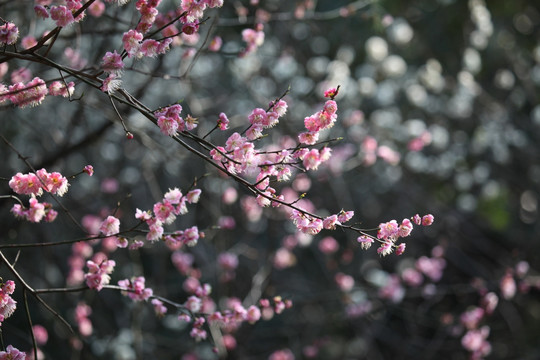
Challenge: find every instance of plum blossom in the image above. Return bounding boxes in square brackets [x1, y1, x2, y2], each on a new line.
[0, 22, 19, 45]
[0, 345, 26, 359]
[100, 216, 120, 236]
[85, 258, 115, 291]
[48, 81, 75, 97]
[122, 29, 143, 57]
[50, 6, 75, 27]
[101, 51, 124, 74]
[118, 276, 153, 301]
[8, 77, 48, 108]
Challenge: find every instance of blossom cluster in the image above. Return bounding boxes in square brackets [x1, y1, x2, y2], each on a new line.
[74, 302, 93, 337]
[11, 196, 58, 223]
[241, 23, 265, 57]
[118, 276, 153, 301]
[9, 168, 69, 197]
[85, 257, 116, 291]
[181, 0, 224, 23]
[8, 168, 70, 223]
[135, 187, 202, 244]
[97, 0, 224, 93]
[357, 214, 434, 256]
[299, 99, 338, 145]
[1, 77, 48, 108]
[153, 104, 195, 136]
[210, 101, 291, 196]
[49, 80, 75, 97]
[0, 280, 17, 326]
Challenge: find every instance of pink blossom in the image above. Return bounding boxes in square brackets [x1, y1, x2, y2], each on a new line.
[185, 114, 198, 130]
[135, 208, 152, 221]
[377, 145, 400, 165]
[151, 299, 167, 317]
[209, 36, 222, 51]
[26, 197, 46, 222]
[335, 272, 354, 291]
[163, 187, 183, 204]
[0, 345, 26, 360]
[185, 295, 202, 312]
[2, 281, 15, 295]
[246, 305, 261, 324]
[377, 239, 394, 256]
[50, 5, 75, 27]
[273, 247, 296, 269]
[101, 74, 122, 93]
[171, 251, 194, 275]
[182, 22, 199, 35]
[186, 189, 201, 203]
[32, 324, 48, 345]
[337, 210, 354, 223]
[83, 165, 94, 176]
[88, 0, 106, 17]
[378, 220, 399, 239]
[357, 235, 374, 250]
[183, 226, 199, 246]
[100, 216, 120, 236]
[218, 252, 239, 270]
[64, 47, 87, 69]
[245, 124, 262, 140]
[398, 219, 413, 237]
[137, 6, 158, 33]
[218, 216, 236, 229]
[402, 268, 423, 287]
[183, 276, 200, 294]
[0, 22, 19, 45]
[378, 274, 405, 303]
[500, 272, 516, 300]
[217, 112, 229, 130]
[157, 38, 173, 54]
[85, 258, 115, 291]
[118, 276, 153, 301]
[422, 214, 434, 226]
[34, 5, 50, 19]
[21, 35, 37, 49]
[190, 327, 207, 341]
[153, 201, 176, 224]
[146, 219, 164, 242]
[9, 172, 43, 196]
[318, 236, 339, 254]
[157, 115, 179, 136]
[298, 131, 319, 145]
[415, 256, 446, 282]
[248, 108, 268, 126]
[461, 326, 491, 356]
[395, 242, 406, 255]
[122, 29, 143, 58]
[49, 80, 75, 97]
[482, 292, 498, 315]
[324, 87, 339, 98]
[269, 348, 294, 360]
[140, 39, 160, 57]
[36, 168, 69, 196]
[241, 24, 264, 56]
[323, 100, 338, 114]
[101, 51, 124, 74]
[8, 77, 48, 108]
[11, 67, 32, 84]
[302, 149, 322, 170]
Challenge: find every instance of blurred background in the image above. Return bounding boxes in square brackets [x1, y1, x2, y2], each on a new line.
[1, 0, 540, 358]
